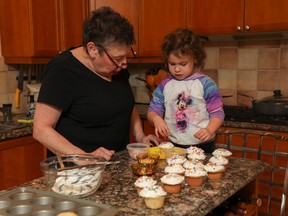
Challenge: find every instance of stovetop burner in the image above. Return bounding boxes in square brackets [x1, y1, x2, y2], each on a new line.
[223, 105, 288, 126]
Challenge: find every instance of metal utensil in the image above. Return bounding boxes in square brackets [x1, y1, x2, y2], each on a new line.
[55, 151, 65, 169]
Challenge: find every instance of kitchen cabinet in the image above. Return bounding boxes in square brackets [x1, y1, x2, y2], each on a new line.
[0, 135, 46, 190]
[90, 0, 186, 59]
[187, 0, 288, 35]
[0, 0, 89, 64]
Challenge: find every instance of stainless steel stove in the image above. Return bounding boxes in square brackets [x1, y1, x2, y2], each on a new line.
[224, 105, 288, 126]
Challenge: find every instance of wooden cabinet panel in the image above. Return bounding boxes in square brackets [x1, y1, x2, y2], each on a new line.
[0, 0, 89, 64]
[187, 0, 288, 35]
[89, 0, 139, 57]
[187, 0, 244, 34]
[0, 136, 46, 190]
[139, 0, 186, 57]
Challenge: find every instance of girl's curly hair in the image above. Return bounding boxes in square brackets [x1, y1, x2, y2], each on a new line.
[161, 28, 206, 69]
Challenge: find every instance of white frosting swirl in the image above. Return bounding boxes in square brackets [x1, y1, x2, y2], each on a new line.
[204, 163, 225, 173]
[161, 173, 185, 185]
[187, 151, 206, 160]
[139, 185, 167, 198]
[212, 148, 232, 157]
[183, 159, 204, 169]
[186, 146, 204, 154]
[209, 155, 229, 165]
[164, 164, 185, 174]
[166, 155, 187, 164]
[158, 142, 174, 149]
[185, 167, 207, 177]
[134, 176, 157, 188]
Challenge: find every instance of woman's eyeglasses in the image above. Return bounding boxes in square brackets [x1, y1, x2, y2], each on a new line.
[98, 45, 137, 69]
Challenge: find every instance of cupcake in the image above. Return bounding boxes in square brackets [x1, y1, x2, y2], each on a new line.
[204, 163, 225, 180]
[212, 148, 232, 158]
[166, 154, 187, 165]
[139, 185, 167, 209]
[183, 159, 204, 170]
[160, 173, 185, 194]
[187, 151, 206, 163]
[185, 167, 207, 187]
[164, 163, 185, 175]
[134, 176, 157, 195]
[186, 146, 204, 154]
[158, 142, 174, 157]
[209, 155, 229, 167]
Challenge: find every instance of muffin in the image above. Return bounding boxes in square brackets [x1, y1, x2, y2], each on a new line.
[183, 159, 204, 170]
[185, 167, 207, 187]
[134, 176, 157, 195]
[164, 163, 185, 175]
[186, 146, 204, 154]
[57, 212, 78, 216]
[209, 155, 229, 167]
[212, 148, 232, 158]
[204, 163, 225, 180]
[139, 185, 167, 209]
[166, 154, 187, 165]
[187, 151, 206, 163]
[160, 173, 185, 193]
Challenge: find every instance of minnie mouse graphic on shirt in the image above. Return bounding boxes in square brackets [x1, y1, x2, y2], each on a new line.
[175, 92, 192, 132]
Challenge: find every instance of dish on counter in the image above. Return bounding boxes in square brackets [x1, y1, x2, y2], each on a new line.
[148, 147, 187, 159]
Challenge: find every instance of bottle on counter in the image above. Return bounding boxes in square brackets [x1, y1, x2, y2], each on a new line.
[27, 95, 35, 119]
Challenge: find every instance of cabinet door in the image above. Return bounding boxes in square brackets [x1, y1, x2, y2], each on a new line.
[89, 0, 139, 57]
[187, 0, 245, 35]
[0, 136, 46, 190]
[245, 0, 288, 32]
[139, 0, 186, 57]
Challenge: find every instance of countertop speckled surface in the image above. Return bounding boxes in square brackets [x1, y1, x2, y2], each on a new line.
[13, 151, 267, 216]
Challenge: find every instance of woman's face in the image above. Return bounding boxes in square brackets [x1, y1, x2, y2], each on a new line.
[167, 53, 196, 80]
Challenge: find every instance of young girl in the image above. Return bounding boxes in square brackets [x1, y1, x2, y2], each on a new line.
[147, 28, 224, 153]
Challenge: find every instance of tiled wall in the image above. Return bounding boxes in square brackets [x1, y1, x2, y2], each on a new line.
[1, 39, 288, 117]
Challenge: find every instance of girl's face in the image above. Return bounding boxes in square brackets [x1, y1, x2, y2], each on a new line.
[167, 53, 196, 80]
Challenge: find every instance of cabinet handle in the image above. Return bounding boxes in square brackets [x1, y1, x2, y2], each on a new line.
[236, 26, 242, 32]
[244, 25, 250, 31]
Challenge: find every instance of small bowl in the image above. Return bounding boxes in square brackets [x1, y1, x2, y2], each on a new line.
[131, 163, 156, 176]
[40, 155, 106, 197]
[137, 153, 160, 165]
[126, 143, 150, 159]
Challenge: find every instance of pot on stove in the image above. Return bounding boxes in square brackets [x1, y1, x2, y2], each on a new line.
[238, 90, 288, 116]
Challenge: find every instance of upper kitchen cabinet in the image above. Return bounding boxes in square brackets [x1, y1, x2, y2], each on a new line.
[0, 0, 89, 64]
[139, 0, 186, 57]
[89, 0, 138, 58]
[187, 0, 288, 35]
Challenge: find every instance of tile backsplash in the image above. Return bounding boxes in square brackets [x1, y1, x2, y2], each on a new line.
[1, 39, 288, 117]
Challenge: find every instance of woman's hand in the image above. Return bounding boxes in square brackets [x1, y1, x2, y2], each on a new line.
[194, 128, 213, 142]
[91, 147, 115, 160]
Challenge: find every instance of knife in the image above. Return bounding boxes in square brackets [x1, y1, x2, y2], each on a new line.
[15, 66, 24, 109]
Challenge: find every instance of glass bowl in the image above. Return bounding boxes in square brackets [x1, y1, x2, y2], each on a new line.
[126, 143, 150, 159]
[136, 153, 160, 165]
[40, 154, 106, 198]
[131, 162, 156, 176]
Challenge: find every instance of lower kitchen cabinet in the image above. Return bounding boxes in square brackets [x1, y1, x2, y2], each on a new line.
[0, 136, 46, 190]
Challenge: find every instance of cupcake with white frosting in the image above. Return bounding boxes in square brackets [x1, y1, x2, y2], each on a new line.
[187, 151, 206, 164]
[204, 162, 225, 180]
[139, 185, 167, 209]
[134, 176, 157, 195]
[166, 154, 187, 165]
[158, 142, 174, 158]
[212, 148, 232, 158]
[209, 155, 229, 167]
[185, 167, 207, 187]
[164, 163, 185, 175]
[186, 146, 204, 154]
[183, 159, 204, 170]
[160, 173, 185, 193]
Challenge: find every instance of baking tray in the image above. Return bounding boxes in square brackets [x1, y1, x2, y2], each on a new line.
[0, 187, 118, 216]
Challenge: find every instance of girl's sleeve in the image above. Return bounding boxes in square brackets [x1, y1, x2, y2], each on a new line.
[147, 81, 166, 117]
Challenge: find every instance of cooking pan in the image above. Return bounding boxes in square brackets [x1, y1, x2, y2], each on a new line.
[238, 90, 288, 116]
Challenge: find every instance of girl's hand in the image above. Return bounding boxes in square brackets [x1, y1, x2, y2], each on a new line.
[194, 128, 213, 142]
[153, 116, 171, 137]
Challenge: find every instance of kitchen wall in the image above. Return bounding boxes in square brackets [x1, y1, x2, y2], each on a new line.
[1, 38, 288, 117]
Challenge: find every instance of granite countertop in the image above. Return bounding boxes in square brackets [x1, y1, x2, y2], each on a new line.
[16, 151, 267, 216]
